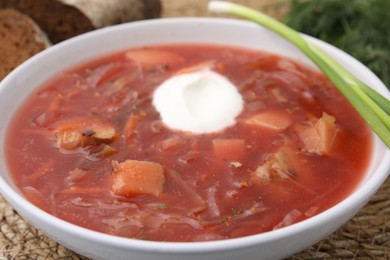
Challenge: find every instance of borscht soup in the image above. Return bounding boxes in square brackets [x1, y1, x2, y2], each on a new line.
[5, 44, 372, 242]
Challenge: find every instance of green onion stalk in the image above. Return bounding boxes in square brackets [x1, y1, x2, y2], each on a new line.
[208, 0, 390, 148]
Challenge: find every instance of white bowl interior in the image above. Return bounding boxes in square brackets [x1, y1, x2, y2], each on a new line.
[0, 18, 389, 260]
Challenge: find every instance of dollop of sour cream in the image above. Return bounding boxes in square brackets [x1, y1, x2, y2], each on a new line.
[153, 69, 243, 134]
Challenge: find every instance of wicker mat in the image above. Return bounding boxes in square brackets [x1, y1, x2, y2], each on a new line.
[1, 0, 389, 259]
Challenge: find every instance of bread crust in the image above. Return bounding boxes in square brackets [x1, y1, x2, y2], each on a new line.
[0, 9, 50, 80]
[0, 0, 162, 43]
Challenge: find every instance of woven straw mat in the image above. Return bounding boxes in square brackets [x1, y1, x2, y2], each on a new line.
[1, 0, 389, 259]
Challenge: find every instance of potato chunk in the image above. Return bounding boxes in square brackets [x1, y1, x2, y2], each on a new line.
[213, 138, 246, 162]
[243, 110, 292, 131]
[111, 160, 165, 197]
[255, 151, 295, 181]
[297, 112, 337, 155]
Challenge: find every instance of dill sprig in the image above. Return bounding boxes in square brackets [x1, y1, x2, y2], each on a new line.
[284, 0, 390, 88]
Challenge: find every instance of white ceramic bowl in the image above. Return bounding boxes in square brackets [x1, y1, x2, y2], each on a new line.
[0, 18, 389, 260]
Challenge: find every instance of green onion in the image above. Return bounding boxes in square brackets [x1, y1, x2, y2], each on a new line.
[158, 202, 168, 209]
[208, 1, 390, 148]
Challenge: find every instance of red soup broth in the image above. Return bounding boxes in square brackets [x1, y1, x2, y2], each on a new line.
[5, 44, 372, 242]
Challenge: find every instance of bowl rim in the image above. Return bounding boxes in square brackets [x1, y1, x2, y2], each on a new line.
[0, 17, 389, 254]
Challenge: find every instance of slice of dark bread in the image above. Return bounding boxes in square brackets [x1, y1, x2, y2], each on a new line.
[0, 0, 94, 44]
[0, 9, 50, 81]
[0, 0, 162, 44]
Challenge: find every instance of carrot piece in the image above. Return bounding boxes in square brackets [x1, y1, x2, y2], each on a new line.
[86, 63, 122, 88]
[47, 94, 62, 112]
[67, 168, 88, 184]
[123, 114, 139, 140]
[246, 55, 279, 69]
[297, 112, 337, 155]
[29, 159, 55, 181]
[125, 49, 183, 68]
[158, 135, 185, 151]
[50, 117, 82, 131]
[213, 139, 246, 162]
[21, 128, 52, 137]
[111, 160, 165, 197]
[243, 110, 292, 131]
[61, 187, 105, 194]
[176, 60, 215, 75]
[23, 186, 49, 211]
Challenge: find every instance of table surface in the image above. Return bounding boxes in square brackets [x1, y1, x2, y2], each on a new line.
[1, 0, 389, 259]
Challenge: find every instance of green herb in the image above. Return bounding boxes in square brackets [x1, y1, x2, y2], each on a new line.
[208, 1, 390, 148]
[158, 202, 168, 209]
[133, 229, 145, 240]
[231, 207, 243, 216]
[218, 216, 227, 224]
[284, 0, 390, 88]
